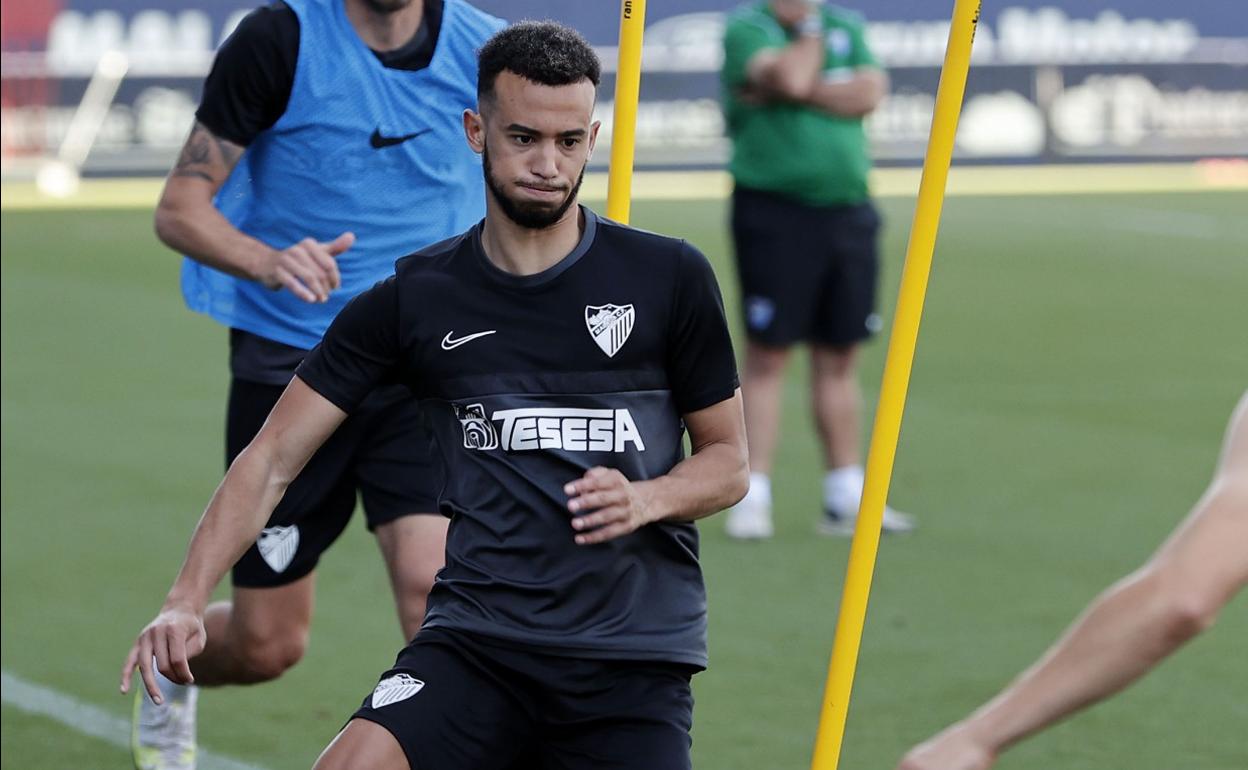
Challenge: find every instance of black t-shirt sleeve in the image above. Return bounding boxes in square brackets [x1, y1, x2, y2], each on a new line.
[667, 243, 740, 414]
[295, 277, 404, 412]
[195, 2, 299, 146]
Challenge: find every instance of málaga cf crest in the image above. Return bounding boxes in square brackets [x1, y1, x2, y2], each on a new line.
[585, 304, 635, 358]
[371, 673, 425, 708]
[257, 525, 299, 574]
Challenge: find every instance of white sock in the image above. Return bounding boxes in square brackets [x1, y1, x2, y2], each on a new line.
[140, 665, 193, 708]
[823, 465, 865, 516]
[744, 472, 772, 507]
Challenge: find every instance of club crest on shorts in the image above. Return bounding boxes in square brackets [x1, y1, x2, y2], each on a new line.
[371, 673, 425, 708]
[257, 525, 299, 574]
[745, 296, 775, 332]
[585, 304, 635, 358]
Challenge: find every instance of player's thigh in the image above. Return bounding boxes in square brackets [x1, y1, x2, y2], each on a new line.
[809, 342, 862, 380]
[350, 633, 534, 770]
[354, 386, 443, 529]
[227, 574, 316, 646]
[813, 201, 882, 347]
[315, 719, 408, 770]
[730, 187, 826, 346]
[540, 662, 695, 770]
[227, 377, 361, 587]
[374, 514, 449, 586]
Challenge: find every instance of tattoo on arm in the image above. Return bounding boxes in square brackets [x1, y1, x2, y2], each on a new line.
[209, 133, 243, 168]
[172, 128, 214, 181]
[172, 123, 243, 183]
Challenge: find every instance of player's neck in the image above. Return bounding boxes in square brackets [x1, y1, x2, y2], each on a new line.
[480, 203, 585, 277]
[344, 0, 424, 53]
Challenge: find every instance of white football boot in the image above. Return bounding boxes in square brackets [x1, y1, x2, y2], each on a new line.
[132, 670, 198, 770]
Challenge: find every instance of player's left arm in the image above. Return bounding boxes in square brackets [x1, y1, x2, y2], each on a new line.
[566, 241, 746, 544]
[565, 392, 749, 545]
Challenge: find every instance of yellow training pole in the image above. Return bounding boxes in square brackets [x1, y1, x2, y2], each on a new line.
[606, 0, 646, 224]
[810, 2, 981, 768]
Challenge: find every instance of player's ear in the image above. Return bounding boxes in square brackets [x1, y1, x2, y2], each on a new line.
[463, 109, 485, 154]
[587, 120, 601, 156]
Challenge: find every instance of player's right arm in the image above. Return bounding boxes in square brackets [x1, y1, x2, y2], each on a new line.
[119, 277, 405, 701]
[898, 391, 1248, 770]
[565, 243, 748, 542]
[153, 4, 346, 303]
[119, 378, 348, 701]
[154, 122, 348, 303]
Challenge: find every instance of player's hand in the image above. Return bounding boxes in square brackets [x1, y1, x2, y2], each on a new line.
[897, 723, 996, 770]
[564, 467, 655, 545]
[119, 606, 207, 702]
[261, 232, 354, 303]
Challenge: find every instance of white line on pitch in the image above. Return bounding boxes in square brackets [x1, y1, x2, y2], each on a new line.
[0, 670, 269, 770]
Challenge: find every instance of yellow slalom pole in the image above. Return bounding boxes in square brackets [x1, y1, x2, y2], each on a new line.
[606, 0, 646, 224]
[810, 2, 981, 769]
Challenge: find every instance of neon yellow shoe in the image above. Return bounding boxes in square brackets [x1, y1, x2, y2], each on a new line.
[131, 671, 197, 770]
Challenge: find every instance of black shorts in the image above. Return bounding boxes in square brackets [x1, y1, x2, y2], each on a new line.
[227, 378, 443, 588]
[352, 628, 696, 770]
[731, 185, 882, 347]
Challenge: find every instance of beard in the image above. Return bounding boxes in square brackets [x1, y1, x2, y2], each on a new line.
[482, 144, 585, 230]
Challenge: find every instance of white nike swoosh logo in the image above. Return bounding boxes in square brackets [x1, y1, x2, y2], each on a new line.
[441, 330, 496, 350]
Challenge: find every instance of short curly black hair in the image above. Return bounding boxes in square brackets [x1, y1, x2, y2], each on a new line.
[477, 21, 601, 103]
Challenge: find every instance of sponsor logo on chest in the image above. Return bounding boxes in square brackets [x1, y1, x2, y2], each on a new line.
[455, 404, 646, 453]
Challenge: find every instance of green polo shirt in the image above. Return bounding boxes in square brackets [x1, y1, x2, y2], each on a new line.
[722, 2, 878, 207]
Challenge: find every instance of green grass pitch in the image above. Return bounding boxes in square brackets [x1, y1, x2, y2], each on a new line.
[2, 190, 1246, 769]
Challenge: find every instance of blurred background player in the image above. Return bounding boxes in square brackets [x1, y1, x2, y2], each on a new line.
[719, 0, 913, 540]
[134, 1, 504, 768]
[898, 391, 1248, 770]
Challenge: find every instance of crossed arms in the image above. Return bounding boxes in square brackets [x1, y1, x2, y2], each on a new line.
[738, 33, 887, 117]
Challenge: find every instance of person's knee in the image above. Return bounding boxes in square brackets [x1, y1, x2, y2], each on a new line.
[225, 579, 315, 682]
[231, 624, 309, 682]
[745, 343, 790, 378]
[811, 344, 859, 380]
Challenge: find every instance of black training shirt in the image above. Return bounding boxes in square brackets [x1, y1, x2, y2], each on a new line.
[296, 208, 738, 666]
